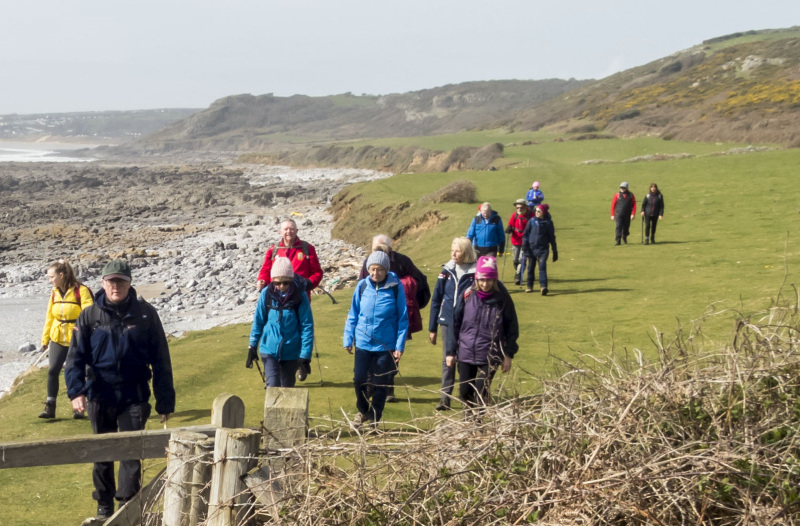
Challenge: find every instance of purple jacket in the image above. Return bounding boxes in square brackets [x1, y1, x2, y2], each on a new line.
[446, 283, 519, 366]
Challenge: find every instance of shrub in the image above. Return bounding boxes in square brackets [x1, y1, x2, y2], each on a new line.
[421, 179, 477, 204]
[609, 108, 641, 121]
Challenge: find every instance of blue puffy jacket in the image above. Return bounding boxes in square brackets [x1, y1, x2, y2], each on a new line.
[466, 211, 506, 252]
[65, 289, 175, 415]
[428, 261, 476, 332]
[249, 277, 314, 361]
[343, 272, 409, 352]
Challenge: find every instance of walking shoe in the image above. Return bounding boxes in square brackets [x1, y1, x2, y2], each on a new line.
[435, 397, 451, 411]
[514, 278, 520, 286]
[644, 238, 649, 245]
[623, 237, 628, 244]
[73, 410, 87, 420]
[541, 288, 549, 296]
[38, 400, 56, 419]
[352, 413, 372, 428]
[525, 288, 533, 293]
[651, 237, 656, 244]
[385, 387, 397, 403]
[615, 240, 621, 246]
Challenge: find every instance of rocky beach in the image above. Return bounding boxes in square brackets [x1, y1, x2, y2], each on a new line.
[0, 158, 391, 398]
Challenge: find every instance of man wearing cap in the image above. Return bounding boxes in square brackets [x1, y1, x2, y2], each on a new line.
[505, 199, 534, 286]
[66, 259, 175, 524]
[526, 181, 544, 208]
[610, 182, 636, 246]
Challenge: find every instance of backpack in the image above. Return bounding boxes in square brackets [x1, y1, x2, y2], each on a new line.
[270, 241, 309, 260]
[358, 279, 399, 302]
[51, 284, 94, 306]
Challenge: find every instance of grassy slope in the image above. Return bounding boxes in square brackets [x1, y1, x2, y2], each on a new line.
[2, 133, 800, 524]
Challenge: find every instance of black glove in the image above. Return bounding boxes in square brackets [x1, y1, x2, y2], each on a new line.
[504, 225, 513, 235]
[246, 345, 258, 368]
[297, 358, 312, 381]
[553, 251, 559, 263]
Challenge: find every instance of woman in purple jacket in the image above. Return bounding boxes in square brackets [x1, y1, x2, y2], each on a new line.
[445, 255, 519, 409]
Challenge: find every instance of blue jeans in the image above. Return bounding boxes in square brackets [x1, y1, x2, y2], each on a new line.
[263, 356, 299, 388]
[526, 252, 549, 289]
[353, 349, 396, 422]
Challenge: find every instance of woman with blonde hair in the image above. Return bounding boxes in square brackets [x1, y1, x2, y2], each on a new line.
[39, 259, 93, 419]
[428, 237, 477, 410]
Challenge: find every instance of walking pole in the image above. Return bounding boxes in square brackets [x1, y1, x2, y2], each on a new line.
[641, 215, 645, 245]
[501, 233, 510, 280]
[313, 337, 325, 387]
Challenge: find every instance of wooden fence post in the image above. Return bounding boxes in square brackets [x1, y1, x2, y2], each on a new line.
[188, 437, 215, 525]
[206, 428, 261, 526]
[163, 431, 208, 526]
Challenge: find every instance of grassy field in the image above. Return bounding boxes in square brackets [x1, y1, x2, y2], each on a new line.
[1, 133, 799, 524]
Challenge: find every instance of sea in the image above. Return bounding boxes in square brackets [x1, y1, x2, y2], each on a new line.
[0, 141, 98, 163]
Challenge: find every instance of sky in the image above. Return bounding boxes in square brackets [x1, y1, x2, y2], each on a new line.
[2, 1, 799, 115]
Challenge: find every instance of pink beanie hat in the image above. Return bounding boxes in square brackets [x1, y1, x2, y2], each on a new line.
[271, 257, 294, 280]
[475, 256, 498, 280]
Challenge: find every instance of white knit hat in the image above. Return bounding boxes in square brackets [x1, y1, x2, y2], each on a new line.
[271, 257, 294, 279]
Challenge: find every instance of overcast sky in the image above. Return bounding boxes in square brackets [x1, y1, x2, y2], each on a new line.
[2, 1, 798, 115]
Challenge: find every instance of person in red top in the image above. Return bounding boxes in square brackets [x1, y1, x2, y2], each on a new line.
[256, 219, 323, 293]
[610, 182, 637, 245]
[505, 199, 534, 286]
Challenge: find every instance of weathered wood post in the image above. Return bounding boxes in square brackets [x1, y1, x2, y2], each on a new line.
[163, 431, 208, 526]
[188, 437, 215, 525]
[206, 428, 261, 526]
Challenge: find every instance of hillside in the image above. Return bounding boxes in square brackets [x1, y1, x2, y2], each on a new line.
[512, 27, 800, 146]
[0, 108, 199, 142]
[123, 79, 589, 153]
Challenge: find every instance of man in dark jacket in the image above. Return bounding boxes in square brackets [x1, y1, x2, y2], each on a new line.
[467, 202, 505, 257]
[66, 259, 175, 524]
[522, 204, 558, 295]
[610, 182, 636, 245]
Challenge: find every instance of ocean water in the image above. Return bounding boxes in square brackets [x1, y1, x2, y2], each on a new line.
[0, 141, 97, 162]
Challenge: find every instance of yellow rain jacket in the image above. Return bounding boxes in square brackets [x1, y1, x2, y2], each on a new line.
[41, 284, 94, 347]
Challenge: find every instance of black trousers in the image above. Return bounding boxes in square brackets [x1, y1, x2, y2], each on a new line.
[615, 216, 631, 241]
[46, 342, 69, 399]
[457, 361, 497, 407]
[644, 215, 659, 239]
[88, 400, 151, 510]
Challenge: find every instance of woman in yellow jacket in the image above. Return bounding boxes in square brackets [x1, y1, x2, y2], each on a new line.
[39, 260, 93, 419]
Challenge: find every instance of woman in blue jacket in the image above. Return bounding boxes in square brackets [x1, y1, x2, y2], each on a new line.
[344, 251, 409, 428]
[428, 237, 476, 411]
[249, 257, 314, 388]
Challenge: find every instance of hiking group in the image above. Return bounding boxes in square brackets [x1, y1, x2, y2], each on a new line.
[36, 180, 662, 523]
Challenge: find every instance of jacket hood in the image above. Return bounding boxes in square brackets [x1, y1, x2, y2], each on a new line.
[475, 210, 500, 219]
[444, 260, 477, 272]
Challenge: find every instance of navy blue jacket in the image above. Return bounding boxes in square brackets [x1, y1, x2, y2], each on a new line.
[522, 212, 557, 257]
[65, 289, 175, 415]
[467, 211, 506, 252]
[428, 261, 476, 332]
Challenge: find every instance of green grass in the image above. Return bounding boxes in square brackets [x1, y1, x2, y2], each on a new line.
[2, 133, 800, 524]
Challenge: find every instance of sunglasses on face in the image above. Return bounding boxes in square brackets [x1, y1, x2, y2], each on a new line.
[272, 280, 291, 287]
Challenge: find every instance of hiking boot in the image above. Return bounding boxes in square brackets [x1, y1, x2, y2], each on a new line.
[615, 239, 621, 246]
[623, 237, 628, 244]
[644, 238, 649, 245]
[541, 287, 549, 296]
[385, 387, 397, 403]
[81, 505, 113, 525]
[73, 410, 87, 420]
[352, 413, 371, 428]
[435, 397, 451, 411]
[38, 400, 56, 419]
[651, 237, 656, 244]
[525, 288, 533, 293]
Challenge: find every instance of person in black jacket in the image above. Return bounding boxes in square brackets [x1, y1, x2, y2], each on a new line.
[522, 204, 558, 296]
[640, 183, 665, 245]
[65, 260, 175, 524]
[610, 182, 636, 245]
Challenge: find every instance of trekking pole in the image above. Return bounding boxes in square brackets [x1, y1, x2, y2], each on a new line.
[501, 233, 510, 280]
[313, 338, 325, 387]
[641, 215, 645, 245]
[318, 286, 338, 305]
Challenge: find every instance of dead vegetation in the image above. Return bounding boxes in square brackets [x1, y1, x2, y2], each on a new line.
[137, 291, 800, 525]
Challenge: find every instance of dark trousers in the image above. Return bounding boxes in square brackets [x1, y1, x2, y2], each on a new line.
[353, 349, 396, 422]
[615, 216, 631, 242]
[644, 215, 659, 240]
[88, 400, 151, 510]
[439, 325, 456, 397]
[263, 356, 299, 388]
[46, 341, 69, 399]
[475, 246, 498, 257]
[525, 252, 549, 289]
[457, 361, 496, 408]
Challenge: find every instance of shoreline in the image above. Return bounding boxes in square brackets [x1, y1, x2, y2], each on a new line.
[0, 163, 389, 399]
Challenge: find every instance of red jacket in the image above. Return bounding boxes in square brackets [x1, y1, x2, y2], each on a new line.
[257, 238, 323, 290]
[507, 211, 534, 246]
